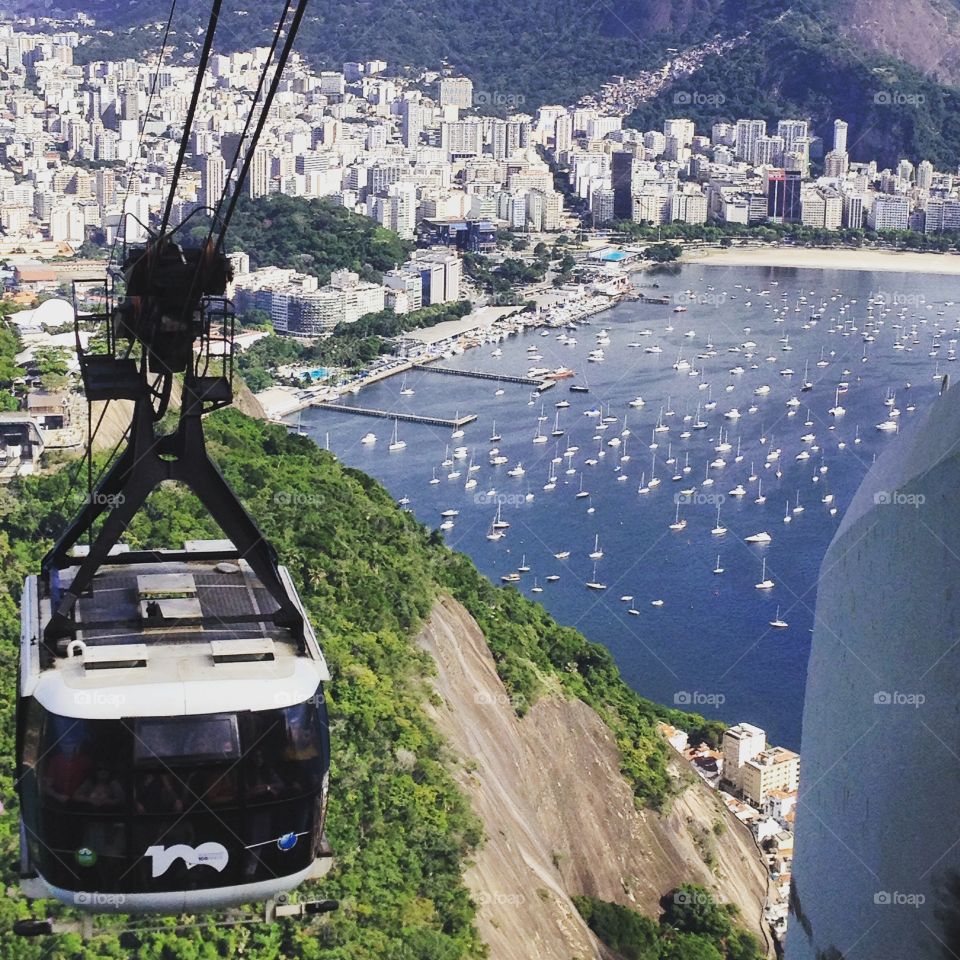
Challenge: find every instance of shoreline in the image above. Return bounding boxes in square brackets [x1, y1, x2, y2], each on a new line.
[262, 243, 960, 420]
[681, 244, 960, 276]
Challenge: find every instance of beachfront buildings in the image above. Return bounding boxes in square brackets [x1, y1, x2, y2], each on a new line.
[721, 722, 800, 805]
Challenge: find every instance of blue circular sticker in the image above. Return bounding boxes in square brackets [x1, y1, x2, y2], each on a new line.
[277, 832, 298, 851]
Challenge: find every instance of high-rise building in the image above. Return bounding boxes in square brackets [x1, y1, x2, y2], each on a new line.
[248, 147, 270, 199]
[440, 119, 483, 158]
[400, 100, 431, 149]
[201, 154, 225, 208]
[663, 118, 695, 148]
[735, 119, 766, 163]
[721, 723, 767, 793]
[554, 114, 573, 155]
[842, 191, 866, 228]
[766, 169, 802, 222]
[776, 119, 808, 156]
[832, 118, 848, 155]
[611, 150, 635, 220]
[438, 77, 474, 110]
[787, 383, 960, 960]
[917, 159, 934, 191]
[867, 193, 910, 231]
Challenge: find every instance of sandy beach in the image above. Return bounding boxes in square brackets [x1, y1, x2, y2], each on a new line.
[682, 245, 960, 276]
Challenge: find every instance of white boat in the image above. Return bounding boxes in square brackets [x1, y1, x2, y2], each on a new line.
[712, 506, 727, 536]
[745, 531, 772, 544]
[755, 557, 775, 590]
[489, 420, 501, 442]
[770, 605, 789, 628]
[399, 375, 414, 397]
[713, 554, 724, 575]
[492, 505, 510, 530]
[585, 562, 607, 590]
[651, 599, 665, 607]
[388, 420, 406, 451]
[554, 550, 570, 560]
[361, 432, 377, 444]
[575, 475, 590, 499]
[754, 479, 766, 505]
[589, 534, 604, 560]
[669, 503, 687, 531]
[441, 509, 459, 518]
[507, 463, 526, 477]
[629, 396, 646, 408]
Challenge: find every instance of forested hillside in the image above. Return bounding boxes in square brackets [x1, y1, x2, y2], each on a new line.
[212, 195, 413, 282]
[0, 411, 734, 958]
[41, 0, 960, 165]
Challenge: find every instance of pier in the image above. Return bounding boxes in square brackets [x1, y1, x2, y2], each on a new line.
[411, 362, 547, 387]
[311, 402, 477, 429]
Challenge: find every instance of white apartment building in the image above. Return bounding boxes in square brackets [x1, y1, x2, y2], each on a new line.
[868, 193, 910, 231]
[722, 722, 767, 791]
[438, 77, 473, 110]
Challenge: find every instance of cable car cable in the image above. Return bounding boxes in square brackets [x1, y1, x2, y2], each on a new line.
[215, 0, 309, 245]
[108, 0, 178, 271]
[157, 0, 224, 241]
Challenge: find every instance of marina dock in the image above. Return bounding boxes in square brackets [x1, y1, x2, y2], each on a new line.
[311, 402, 477, 429]
[411, 362, 550, 388]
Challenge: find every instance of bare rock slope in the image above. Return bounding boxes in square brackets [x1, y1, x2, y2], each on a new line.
[418, 596, 772, 960]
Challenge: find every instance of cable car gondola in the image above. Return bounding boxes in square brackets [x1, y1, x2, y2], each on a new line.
[15, 1, 331, 918]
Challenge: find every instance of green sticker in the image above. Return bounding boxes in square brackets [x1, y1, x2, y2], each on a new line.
[75, 847, 97, 868]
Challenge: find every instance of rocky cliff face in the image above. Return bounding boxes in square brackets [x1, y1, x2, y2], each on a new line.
[418, 595, 772, 960]
[839, 0, 960, 85]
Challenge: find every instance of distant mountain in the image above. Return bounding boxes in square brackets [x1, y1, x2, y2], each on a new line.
[35, 0, 960, 165]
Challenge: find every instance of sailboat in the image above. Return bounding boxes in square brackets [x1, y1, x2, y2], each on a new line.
[669, 502, 687, 531]
[575, 475, 590, 498]
[770, 605, 789, 628]
[518, 554, 530, 573]
[755, 557, 775, 590]
[533, 421, 547, 444]
[552, 412, 564, 437]
[388, 419, 406, 451]
[489, 420, 501, 442]
[711, 505, 726, 536]
[585, 561, 607, 590]
[713, 554, 724, 575]
[399, 374, 414, 397]
[589, 534, 604, 560]
[801, 360, 813, 391]
[754, 479, 766, 505]
[492, 504, 510, 530]
[429, 467, 440, 485]
[531, 578, 543, 594]
[783, 500, 792, 524]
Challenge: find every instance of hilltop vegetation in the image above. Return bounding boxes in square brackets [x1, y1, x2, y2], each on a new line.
[55, 0, 960, 162]
[575, 890, 765, 959]
[211, 195, 412, 283]
[625, 7, 960, 169]
[0, 410, 731, 957]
